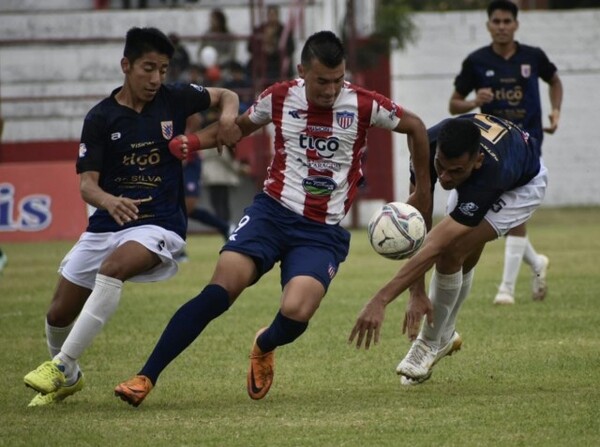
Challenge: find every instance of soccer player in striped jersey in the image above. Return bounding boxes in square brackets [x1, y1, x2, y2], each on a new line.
[23, 27, 241, 407]
[114, 30, 432, 406]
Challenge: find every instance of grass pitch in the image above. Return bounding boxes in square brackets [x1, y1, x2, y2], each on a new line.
[1, 207, 599, 446]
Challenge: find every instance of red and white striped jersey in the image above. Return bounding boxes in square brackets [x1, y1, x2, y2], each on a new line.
[248, 79, 404, 225]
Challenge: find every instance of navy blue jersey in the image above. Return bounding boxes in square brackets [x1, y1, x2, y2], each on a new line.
[77, 83, 211, 238]
[453, 43, 557, 144]
[413, 114, 541, 227]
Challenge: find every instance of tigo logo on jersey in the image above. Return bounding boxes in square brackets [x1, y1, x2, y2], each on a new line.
[161, 121, 174, 140]
[336, 111, 354, 129]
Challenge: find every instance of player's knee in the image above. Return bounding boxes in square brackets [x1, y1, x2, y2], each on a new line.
[46, 305, 78, 327]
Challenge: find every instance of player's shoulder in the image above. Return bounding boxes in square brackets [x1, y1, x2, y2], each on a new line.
[515, 42, 548, 57]
[467, 45, 494, 61]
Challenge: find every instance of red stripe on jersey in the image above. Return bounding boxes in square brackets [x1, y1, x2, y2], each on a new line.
[264, 82, 292, 201]
[344, 88, 372, 215]
[303, 102, 335, 223]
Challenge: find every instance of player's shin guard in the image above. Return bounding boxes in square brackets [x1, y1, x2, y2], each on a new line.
[420, 270, 462, 349]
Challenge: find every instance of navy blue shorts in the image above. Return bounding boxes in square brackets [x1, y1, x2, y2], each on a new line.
[222, 193, 351, 291]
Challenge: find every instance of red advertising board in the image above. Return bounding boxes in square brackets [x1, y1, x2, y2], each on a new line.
[0, 161, 88, 242]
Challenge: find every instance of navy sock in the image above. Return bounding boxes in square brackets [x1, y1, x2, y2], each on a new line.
[189, 209, 229, 237]
[257, 311, 308, 353]
[139, 284, 230, 384]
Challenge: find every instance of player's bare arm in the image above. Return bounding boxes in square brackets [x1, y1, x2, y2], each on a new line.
[235, 111, 268, 137]
[544, 73, 563, 134]
[206, 87, 242, 150]
[350, 215, 472, 348]
[392, 110, 432, 222]
[79, 171, 140, 226]
[448, 89, 493, 115]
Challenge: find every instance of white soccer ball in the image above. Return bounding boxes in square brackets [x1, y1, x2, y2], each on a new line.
[367, 202, 427, 260]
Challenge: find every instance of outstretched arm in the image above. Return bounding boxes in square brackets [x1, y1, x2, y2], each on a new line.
[349, 215, 472, 348]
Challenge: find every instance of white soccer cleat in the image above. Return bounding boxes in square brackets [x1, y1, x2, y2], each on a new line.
[493, 290, 515, 305]
[396, 339, 437, 380]
[399, 332, 463, 386]
[532, 254, 549, 301]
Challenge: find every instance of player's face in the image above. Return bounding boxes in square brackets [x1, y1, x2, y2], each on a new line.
[487, 10, 518, 45]
[434, 149, 483, 190]
[299, 58, 345, 109]
[122, 51, 169, 103]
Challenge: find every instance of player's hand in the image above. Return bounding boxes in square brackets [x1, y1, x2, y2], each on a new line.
[216, 119, 242, 155]
[348, 297, 386, 349]
[101, 195, 141, 226]
[169, 134, 201, 160]
[543, 109, 560, 134]
[474, 87, 493, 107]
[402, 292, 433, 341]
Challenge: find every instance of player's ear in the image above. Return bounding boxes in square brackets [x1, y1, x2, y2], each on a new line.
[120, 57, 130, 74]
[297, 63, 305, 79]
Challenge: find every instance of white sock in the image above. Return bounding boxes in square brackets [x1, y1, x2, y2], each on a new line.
[56, 274, 123, 378]
[421, 270, 463, 349]
[498, 236, 527, 295]
[522, 238, 542, 272]
[442, 269, 474, 343]
[46, 319, 75, 358]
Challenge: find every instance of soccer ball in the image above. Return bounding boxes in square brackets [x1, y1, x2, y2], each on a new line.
[367, 202, 427, 260]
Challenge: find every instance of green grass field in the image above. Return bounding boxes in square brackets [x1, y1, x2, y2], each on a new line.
[1, 207, 599, 446]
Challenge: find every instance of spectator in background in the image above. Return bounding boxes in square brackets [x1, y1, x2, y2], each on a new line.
[247, 5, 295, 86]
[223, 61, 254, 113]
[0, 111, 6, 274]
[201, 146, 250, 225]
[198, 8, 237, 68]
[448, 0, 562, 305]
[167, 32, 191, 83]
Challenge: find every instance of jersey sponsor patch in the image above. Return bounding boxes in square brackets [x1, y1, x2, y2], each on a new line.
[302, 176, 337, 196]
[161, 121, 174, 140]
[521, 64, 531, 78]
[190, 83, 205, 93]
[78, 143, 87, 158]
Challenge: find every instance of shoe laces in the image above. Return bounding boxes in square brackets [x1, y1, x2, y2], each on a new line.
[405, 340, 434, 367]
[37, 361, 63, 379]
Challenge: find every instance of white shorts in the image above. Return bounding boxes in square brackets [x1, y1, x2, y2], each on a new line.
[447, 161, 548, 238]
[58, 225, 186, 289]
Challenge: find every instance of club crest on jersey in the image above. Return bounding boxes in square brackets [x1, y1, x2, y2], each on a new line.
[161, 121, 174, 140]
[336, 111, 354, 129]
[521, 64, 531, 78]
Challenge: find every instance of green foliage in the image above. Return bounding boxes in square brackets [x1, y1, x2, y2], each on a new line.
[374, 0, 417, 50]
[1, 207, 599, 446]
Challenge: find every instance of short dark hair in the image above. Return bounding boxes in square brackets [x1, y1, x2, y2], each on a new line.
[487, 0, 518, 19]
[437, 118, 481, 159]
[123, 27, 174, 63]
[300, 31, 345, 68]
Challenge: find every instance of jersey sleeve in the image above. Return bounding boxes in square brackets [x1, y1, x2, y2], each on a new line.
[369, 91, 402, 130]
[248, 85, 274, 126]
[449, 183, 502, 227]
[76, 110, 106, 174]
[535, 47, 558, 83]
[179, 83, 212, 116]
[453, 56, 477, 97]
